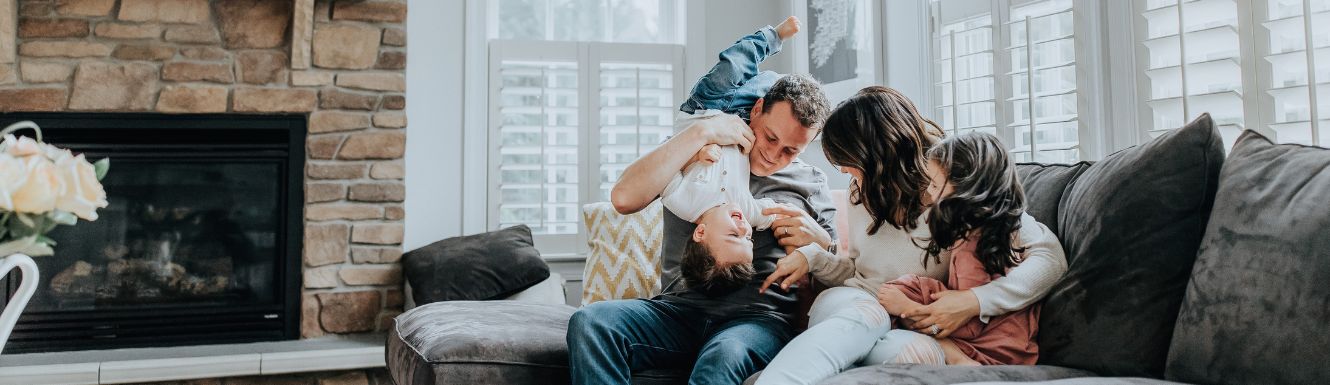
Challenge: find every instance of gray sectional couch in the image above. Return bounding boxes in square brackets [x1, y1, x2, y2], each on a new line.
[387, 114, 1330, 384]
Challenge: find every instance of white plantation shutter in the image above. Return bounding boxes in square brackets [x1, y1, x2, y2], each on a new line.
[592, 44, 682, 202]
[934, 7, 999, 137]
[490, 41, 683, 253]
[1008, 0, 1080, 163]
[1135, 0, 1247, 149]
[1255, 0, 1330, 145]
[490, 42, 584, 247]
[931, 0, 1085, 163]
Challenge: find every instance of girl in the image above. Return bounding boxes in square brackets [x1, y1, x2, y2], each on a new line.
[755, 87, 1066, 385]
[877, 131, 1045, 366]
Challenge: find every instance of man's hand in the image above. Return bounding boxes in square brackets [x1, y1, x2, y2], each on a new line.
[764, 205, 833, 251]
[687, 114, 754, 154]
[900, 290, 980, 339]
[760, 249, 809, 293]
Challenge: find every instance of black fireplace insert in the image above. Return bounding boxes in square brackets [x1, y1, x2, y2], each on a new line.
[0, 113, 305, 353]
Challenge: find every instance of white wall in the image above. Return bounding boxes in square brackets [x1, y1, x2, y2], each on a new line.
[403, 0, 465, 250]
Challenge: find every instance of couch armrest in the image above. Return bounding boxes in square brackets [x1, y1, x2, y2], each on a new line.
[503, 272, 568, 305]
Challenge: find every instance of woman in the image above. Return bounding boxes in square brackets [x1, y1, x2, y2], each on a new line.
[754, 86, 1067, 384]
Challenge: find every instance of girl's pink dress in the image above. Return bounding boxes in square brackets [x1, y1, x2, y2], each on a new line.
[885, 237, 1040, 365]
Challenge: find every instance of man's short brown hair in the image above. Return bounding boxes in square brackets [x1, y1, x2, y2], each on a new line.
[761, 73, 832, 131]
[681, 239, 755, 296]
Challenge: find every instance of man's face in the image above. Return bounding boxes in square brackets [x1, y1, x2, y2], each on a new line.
[748, 99, 815, 176]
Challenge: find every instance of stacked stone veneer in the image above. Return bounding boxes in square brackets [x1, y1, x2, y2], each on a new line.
[0, 0, 408, 338]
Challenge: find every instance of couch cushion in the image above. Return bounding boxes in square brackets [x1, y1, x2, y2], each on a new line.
[388, 301, 690, 385]
[1039, 114, 1224, 377]
[581, 202, 664, 305]
[1165, 130, 1330, 384]
[806, 364, 1094, 385]
[402, 225, 549, 305]
[1015, 162, 1092, 237]
[958, 378, 1188, 385]
[389, 301, 576, 385]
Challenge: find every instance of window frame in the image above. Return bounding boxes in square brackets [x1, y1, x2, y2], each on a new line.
[486, 40, 685, 255]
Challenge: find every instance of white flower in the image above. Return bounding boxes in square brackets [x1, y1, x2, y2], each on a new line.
[53, 154, 107, 221]
[10, 155, 59, 214]
[3, 134, 43, 157]
[0, 153, 26, 211]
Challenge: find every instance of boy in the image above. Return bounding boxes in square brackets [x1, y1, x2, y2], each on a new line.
[665, 16, 802, 295]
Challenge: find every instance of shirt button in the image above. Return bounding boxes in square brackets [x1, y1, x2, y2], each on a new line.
[722, 170, 728, 175]
[721, 187, 726, 192]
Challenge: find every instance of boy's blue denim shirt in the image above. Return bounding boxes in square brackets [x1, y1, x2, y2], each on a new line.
[680, 26, 784, 122]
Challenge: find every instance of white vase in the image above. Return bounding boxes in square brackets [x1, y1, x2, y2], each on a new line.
[0, 253, 37, 356]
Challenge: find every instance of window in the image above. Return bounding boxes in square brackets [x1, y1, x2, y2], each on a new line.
[1135, 0, 1330, 148]
[1255, 0, 1330, 146]
[487, 17, 684, 253]
[493, 0, 681, 43]
[931, 0, 1084, 163]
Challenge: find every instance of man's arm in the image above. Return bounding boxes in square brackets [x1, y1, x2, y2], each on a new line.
[610, 113, 753, 215]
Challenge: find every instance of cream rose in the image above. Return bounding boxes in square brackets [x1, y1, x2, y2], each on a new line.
[3, 134, 42, 157]
[10, 156, 59, 213]
[0, 153, 27, 211]
[54, 154, 107, 221]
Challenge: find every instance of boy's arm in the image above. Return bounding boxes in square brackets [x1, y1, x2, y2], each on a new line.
[682, 26, 784, 113]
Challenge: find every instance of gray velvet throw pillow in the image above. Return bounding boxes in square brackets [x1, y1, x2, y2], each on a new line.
[402, 225, 550, 306]
[1038, 114, 1224, 377]
[1015, 162, 1092, 238]
[1165, 130, 1330, 384]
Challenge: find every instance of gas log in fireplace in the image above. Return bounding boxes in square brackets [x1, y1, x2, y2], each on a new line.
[0, 113, 305, 353]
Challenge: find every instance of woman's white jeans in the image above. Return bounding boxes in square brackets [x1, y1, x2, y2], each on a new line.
[755, 287, 945, 385]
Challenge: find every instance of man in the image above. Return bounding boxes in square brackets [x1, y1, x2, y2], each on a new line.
[566, 28, 838, 383]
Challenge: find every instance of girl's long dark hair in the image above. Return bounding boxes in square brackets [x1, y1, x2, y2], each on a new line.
[821, 86, 943, 235]
[923, 132, 1027, 275]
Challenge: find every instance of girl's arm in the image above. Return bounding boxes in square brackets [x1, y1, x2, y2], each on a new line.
[968, 214, 1068, 321]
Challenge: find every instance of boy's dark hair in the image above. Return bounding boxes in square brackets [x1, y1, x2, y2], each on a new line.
[922, 132, 1028, 275]
[762, 74, 832, 131]
[681, 239, 755, 296]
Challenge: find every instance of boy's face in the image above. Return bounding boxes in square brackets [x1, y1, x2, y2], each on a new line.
[691, 203, 755, 267]
[748, 99, 815, 176]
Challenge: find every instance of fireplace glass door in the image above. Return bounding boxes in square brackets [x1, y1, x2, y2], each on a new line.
[0, 113, 303, 353]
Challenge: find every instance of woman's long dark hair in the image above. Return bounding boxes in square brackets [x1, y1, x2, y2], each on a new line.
[923, 132, 1027, 275]
[821, 86, 944, 235]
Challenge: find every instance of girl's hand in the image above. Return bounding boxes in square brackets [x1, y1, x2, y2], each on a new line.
[760, 248, 809, 293]
[686, 114, 754, 154]
[900, 290, 979, 338]
[763, 206, 833, 251]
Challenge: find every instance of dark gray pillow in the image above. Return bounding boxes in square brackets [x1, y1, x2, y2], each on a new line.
[1015, 162, 1092, 237]
[402, 225, 550, 306]
[1165, 131, 1330, 384]
[1038, 114, 1224, 377]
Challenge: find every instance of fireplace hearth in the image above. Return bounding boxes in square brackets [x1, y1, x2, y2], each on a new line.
[0, 113, 305, 353]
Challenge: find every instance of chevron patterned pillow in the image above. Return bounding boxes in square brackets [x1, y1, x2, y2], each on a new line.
[580, 201, 664, 306]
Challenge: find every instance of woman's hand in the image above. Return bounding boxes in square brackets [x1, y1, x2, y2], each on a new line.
[759, 248, 809, 293]
[685, 114, 754, 154]
[899, 290, 980, 338]
[763, 206, 833, 251]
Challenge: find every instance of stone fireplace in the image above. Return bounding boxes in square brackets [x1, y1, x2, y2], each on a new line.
[0, 0, 408, 350]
